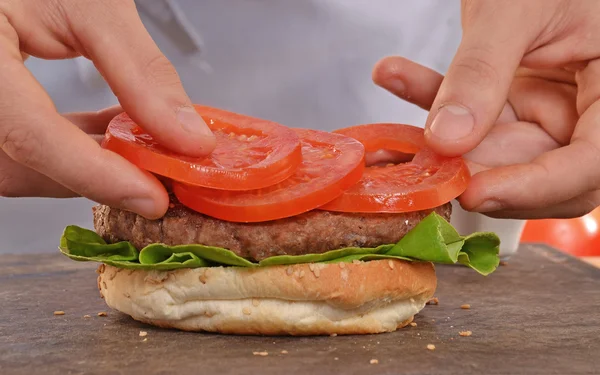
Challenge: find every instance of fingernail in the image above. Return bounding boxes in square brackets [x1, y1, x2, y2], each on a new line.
[473, 199, 504, 213]
[177, 106, 213, 137]
[122, 197, 159, 218]
[429, 104, 475, 140]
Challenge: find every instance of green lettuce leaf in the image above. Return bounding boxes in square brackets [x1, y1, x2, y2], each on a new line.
[59, 212, 500, 275]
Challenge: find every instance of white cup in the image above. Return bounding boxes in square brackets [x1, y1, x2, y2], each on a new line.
[449, 201, 526, 260]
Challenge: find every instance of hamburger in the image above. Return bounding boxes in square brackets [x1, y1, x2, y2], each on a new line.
[60, 105, 499, 336]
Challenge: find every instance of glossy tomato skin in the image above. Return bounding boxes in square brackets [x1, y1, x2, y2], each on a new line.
[102, 105, 302, 190]
[521, 208, 600, 256]
[173, 129, 365, 222]
[320, 123, 470, 213]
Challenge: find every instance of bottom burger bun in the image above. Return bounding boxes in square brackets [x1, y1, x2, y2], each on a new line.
[97, 259, 436, 336]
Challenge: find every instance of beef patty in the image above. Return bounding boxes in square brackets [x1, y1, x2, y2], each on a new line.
[93, 199, 452, 262]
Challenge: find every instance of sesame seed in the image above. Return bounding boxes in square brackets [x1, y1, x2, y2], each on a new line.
[281, 350, 288, 354]
[253, 351, 268, 356]
[388, 260, 395, 269]
[352, 260, 361, 265]
[308, 264, 315, 271]
[243, 307, 252, 315]
[83, 315, 91, 319]
[248, 135, 258, 142]
[459, 331, 472, 337]
[334, 357, 339, 361]
[314, 268, 320, 278]
[143, 338, 148, 342]
[330, 333, 337, 337]
[286, 267, 293, 275]
[97, 312, 107, 317]
[53, 311, 65, 316]
[252, 299, 260, 307]
[338, 262, 346, 269]
[299, 270, 305, 278]
[139, 331, 148, 337]
[370, 359, 379, 364]
[461, 304, 471, 310]
[427, 344, 436, 351]
[410, 322, 417, 327]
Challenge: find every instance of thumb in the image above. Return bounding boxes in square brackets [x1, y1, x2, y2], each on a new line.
[424, 2, 532, 156]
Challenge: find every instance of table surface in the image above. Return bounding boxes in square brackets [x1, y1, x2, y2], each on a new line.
[1, 244, 599, 375]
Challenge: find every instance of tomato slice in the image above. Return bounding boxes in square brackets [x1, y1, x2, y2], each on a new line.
[320, 123, 470, 213]
[102, 105, 302, 190]
[172, 129, 365, 222]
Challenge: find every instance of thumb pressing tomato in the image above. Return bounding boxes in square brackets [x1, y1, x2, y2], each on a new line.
[520, 208, 600, 257]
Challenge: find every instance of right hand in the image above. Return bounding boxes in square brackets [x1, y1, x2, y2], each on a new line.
[0, 0, 216, 219]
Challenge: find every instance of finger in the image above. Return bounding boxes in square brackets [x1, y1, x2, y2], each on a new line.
[459, 100, 600, 214]
[63, 105, 123, 134]
[372, 56, 444, 111]
[478, 189, 600, 220]
[64, 1, 216, 156]
[424, 3, 533, 156]
[0, 132, 111, 198]
[509, 73, 578, 145]
[576, 59, 600, 115]
[0, 150, 75, 198]
[0, 37, 168, 218]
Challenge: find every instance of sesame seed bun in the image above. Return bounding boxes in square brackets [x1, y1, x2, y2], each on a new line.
[97, 259, 436, 336]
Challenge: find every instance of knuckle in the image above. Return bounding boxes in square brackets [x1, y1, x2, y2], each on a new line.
[141, 53, 183, 89]
[452, 48, 500, 88]
[0, 160, 19, 197]
[0, 126, 40, 168]
[574, 195, 600, 217]
[0, 172, 15, 197]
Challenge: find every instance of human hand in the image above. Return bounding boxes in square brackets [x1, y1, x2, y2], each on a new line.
[0, 0, 216, 219]
[373, 0, 600, 219]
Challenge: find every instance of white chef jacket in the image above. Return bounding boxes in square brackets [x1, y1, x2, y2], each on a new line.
[5, 1, 522, 256]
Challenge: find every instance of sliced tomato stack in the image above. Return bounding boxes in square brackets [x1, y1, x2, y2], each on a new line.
[103, 105, 302, 190]
[174, 129, 365, 222]
[321, 123, 471, 213]
[102, 106, 470, 222]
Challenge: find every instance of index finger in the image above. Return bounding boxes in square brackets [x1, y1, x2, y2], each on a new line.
[60, 0, 216, 156]
[0, 43, 168, 218]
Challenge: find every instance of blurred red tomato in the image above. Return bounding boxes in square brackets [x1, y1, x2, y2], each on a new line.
[520, 208, 600, 256]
